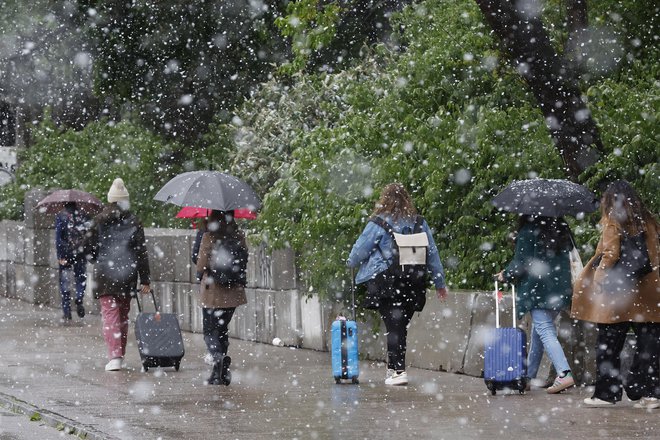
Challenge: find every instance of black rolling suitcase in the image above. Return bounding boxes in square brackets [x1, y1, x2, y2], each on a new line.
[134, 290, 185, 372]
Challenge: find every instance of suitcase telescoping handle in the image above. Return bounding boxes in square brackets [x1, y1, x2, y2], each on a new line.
[350, 268, 357, 322]
[494, 280, 516, 329]
[134, 289, 160, 314]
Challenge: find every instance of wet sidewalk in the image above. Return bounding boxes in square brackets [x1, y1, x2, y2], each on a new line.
[0, 297, 657, 440]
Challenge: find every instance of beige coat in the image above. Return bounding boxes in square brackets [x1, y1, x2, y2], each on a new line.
[571, 220, 660, 324]
[195, 232, 248, 309]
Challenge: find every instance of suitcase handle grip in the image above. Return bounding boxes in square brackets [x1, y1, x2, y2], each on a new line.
[494, 280, 516, 329]
[134, 289, 160, 314]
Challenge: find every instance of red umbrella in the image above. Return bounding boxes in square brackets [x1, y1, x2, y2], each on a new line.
[175, 206, 257, 220]
[36, 189, 104, 215]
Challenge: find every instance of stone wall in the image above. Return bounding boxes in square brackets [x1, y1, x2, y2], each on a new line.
[0, 191, 627, 383]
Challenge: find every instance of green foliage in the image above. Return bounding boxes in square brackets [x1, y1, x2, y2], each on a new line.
[0, 116, 190, 227]
[78, 0, 289, 141]
[213, 0, 658, 298]
[276, 0, 342, 74]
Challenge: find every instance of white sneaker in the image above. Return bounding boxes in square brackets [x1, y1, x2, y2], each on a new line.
[633, 397, 660, 409]
[105, 358, 123, 371]
[583, 397, 614, 406]
[385, 369, 395, 380]
[203, 353, 214, 366]
[385, 371, 408, 386]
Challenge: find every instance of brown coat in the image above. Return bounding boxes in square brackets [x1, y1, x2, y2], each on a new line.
[195, 231, 248, 309]
[571, 220, 660, 323]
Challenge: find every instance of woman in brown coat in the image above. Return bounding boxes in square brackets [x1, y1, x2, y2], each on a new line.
[196, 209, 248, 385]
[572, 180, 659, 408]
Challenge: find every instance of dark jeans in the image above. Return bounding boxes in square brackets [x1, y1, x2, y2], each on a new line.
[593, 322, 660, 402]
[379, 301, 416, 371]
[59, 259, 86, 316]
[202, 307, 236, 363]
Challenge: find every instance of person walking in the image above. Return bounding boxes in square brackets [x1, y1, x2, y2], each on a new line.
[55, 202, 89, 322]
[195, 209, 248, 386]
[496, 215, 575, 393]
[347, 183, 447, 386]
[572, 180, 660, 408]
[85, 178, 151, 372]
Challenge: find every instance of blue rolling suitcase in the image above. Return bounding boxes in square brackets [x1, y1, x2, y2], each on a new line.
[484, 281, 527, 395]
[331, 274, 359, 384]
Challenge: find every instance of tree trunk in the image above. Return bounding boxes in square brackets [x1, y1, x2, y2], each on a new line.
[565, 0, 589, 73]
[474, 0, 602, 180]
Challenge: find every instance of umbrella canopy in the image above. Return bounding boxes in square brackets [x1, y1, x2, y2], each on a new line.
[175, 206, 257, 220]
[36, 189, 104, 215]
[491, 178, 598, 218]
[154, 171, 261, 212]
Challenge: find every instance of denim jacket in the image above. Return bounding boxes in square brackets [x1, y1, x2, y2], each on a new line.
[347, 214, 446, 288]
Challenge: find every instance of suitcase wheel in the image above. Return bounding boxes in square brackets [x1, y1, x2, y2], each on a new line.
[334, 377, 341, 384]
[517, 379, 526, 394]
[351, 377, 359, 385]
[175, 362, 180, 372]
[486, 380, 496, 395]
[142, 363, 149, 373]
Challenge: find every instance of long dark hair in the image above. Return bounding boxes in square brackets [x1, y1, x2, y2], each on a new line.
[517, 215, 572, 253]
[372, 183, 418, 220]
[207, 210, 239, 240]
[599, 180, 658, 235]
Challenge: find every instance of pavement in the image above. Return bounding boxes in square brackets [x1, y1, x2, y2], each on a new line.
[0, 297, 658, 440]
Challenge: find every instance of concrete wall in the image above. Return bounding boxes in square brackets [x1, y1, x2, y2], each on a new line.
[0, 191, 604, 382]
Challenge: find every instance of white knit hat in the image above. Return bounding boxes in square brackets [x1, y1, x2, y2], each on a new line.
[107, 178, 130, 203]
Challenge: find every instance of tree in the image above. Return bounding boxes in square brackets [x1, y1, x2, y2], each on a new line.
[474, 0, 603, 180]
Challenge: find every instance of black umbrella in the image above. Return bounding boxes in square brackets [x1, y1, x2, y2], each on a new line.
[492, 178, 598, 217]
[153, 171, 261, 212]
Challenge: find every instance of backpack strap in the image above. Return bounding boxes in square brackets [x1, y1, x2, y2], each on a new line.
[413, 215, 425, 233]
[369, 216, 394, 238]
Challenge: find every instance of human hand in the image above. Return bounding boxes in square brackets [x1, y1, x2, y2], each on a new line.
[59, 259, 68, 266]
[436, 287, 448, 301]
[495, 271, 505, 282]
[140, 284, 151, 294]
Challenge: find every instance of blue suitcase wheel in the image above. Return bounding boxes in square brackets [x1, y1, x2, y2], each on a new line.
[352, 377, 359, 384]
[335, 377, 341, 384]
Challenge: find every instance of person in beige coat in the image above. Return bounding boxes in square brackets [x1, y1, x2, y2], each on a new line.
[195, 210, 248, 385]
[571, 180, 659, 408]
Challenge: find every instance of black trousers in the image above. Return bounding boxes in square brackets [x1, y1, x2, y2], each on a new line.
[379, 301, 416, 371]
[593, 322, 660, 402]
[202, 307, 236, 363]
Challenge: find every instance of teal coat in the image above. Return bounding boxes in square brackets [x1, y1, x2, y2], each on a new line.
[503, 223, 572, 319]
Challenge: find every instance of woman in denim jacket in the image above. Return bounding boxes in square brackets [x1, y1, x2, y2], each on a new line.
[347, 183, 447, 386]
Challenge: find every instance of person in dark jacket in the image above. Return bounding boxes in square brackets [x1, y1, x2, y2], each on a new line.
[497, 215, 574, 394]
[195, 209, 248, 386]
[85, 178, 151, 372]
[55, 202, 89, 322]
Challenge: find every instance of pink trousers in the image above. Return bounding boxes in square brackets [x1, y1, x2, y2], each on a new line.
[100, 295, 132, 360]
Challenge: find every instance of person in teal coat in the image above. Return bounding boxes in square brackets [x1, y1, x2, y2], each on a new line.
[496, 215, 574, 394]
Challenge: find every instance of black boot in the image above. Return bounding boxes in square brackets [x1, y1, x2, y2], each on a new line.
[207, 362, 222, 385]
[75, 299, 85, 318]
[220, 355, 231, 386]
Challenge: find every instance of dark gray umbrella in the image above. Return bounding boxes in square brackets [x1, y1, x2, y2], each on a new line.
[36, 189, 104, 215]
[492, 178, 598, 217]
[154, 171, 261, 211]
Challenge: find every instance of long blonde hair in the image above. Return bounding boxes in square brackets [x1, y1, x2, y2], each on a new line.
[599, 180, 658, 235]
[372, 183, 418, 220]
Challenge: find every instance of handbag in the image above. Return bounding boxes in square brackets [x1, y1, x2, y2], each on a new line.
[592, 231, 652, 292]
[568, 247, 584, 285]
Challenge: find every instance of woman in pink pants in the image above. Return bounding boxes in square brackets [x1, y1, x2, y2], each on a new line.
[86, 178, 151, 371]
